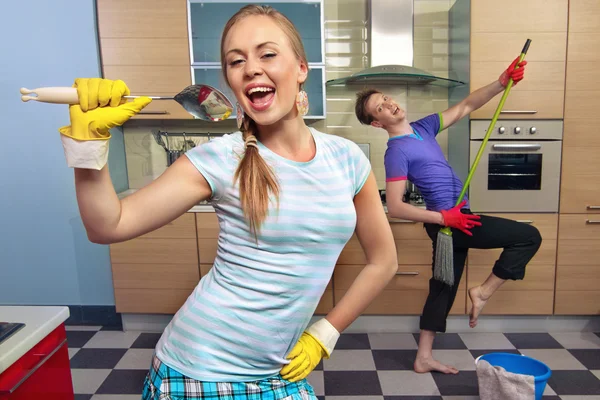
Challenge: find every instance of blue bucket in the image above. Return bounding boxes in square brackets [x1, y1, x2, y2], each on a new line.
[475, 352, 552, 400]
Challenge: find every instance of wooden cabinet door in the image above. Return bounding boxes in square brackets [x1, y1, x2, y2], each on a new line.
[96, 0, 192, 119]
[555, 214, 600, 315]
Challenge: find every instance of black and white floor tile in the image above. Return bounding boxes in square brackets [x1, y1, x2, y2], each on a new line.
[65, 326, 600, 399]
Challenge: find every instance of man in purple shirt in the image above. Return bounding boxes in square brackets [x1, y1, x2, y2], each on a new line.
[354, 58, 542, 374]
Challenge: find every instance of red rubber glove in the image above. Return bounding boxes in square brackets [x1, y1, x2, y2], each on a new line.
[440, 200, 482, 236]
[498, 56, 527, 87]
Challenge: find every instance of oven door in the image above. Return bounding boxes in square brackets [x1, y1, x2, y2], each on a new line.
[468, 140, 562, 212]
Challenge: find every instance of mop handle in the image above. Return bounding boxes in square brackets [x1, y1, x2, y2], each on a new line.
[454, 38, 532, 206]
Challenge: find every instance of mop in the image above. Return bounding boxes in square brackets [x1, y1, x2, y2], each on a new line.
[434, 39, 532, 286]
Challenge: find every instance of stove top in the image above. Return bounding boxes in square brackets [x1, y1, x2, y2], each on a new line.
[0, 322, 25, 345]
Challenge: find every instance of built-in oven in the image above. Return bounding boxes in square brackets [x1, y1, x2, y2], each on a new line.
[468, 120, 563, 213]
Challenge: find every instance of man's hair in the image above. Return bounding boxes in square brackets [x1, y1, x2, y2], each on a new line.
[354, 88, 381, 125]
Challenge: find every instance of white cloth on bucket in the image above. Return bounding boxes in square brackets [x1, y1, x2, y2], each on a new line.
[476, 358, 535, 400]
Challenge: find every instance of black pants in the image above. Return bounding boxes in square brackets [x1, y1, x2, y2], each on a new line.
[420, 210, 542, 333]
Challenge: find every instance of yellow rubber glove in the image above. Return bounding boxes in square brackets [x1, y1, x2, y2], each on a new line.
[59, 78, 151, 140]
[281, 319, 340, 382]
[57, 78, 151, 169]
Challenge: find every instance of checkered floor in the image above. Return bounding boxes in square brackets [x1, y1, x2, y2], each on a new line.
[66, 325, 600, 399]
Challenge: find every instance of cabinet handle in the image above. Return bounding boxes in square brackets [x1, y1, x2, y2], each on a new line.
[586, 220, 600, 224]
[587, 205, 600, 210]
[389, 219, 417, 224]
[4, 339, 67, 394]
[500, 110, 538, 114]
[516, 220, 534, 224]
[139, 111, 169, 115]
[396, 271, 419, 276]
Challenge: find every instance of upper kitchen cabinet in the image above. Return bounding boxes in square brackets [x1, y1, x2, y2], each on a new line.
[459, 0, 568, 119]
[560, 0, 600, 214]
[96, 0, 193, 119]
[188, 1, 324, 64]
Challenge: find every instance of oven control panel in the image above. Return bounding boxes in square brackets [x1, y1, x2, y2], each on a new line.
[470, 120, 563, 140]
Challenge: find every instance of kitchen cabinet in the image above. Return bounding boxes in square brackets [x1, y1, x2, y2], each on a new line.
[555, 214, 600, 315]
[560, 0, 600, 214]
[96, 0, 193, 119]
[334, 217, 466, 315]
[110, 214, 201, 314]
[466, 213, 557, 315]
[467, 0, 568, 119]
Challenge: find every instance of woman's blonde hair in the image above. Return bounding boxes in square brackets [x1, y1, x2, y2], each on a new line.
[220, 4, 308, 236]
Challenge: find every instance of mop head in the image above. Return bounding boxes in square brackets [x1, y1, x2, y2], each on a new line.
[434, 227, 454, 286]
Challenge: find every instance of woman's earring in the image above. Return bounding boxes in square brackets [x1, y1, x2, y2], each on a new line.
[296, 90, 309, 116]
[236, 102, 244, 130]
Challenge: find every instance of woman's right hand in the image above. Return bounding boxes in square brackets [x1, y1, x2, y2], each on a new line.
[58, 78, 151, 170]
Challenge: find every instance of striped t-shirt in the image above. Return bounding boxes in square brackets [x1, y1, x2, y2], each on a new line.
[155, 128, 371, 382]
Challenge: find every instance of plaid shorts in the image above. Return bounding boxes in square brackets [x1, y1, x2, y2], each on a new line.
[142, 354, 317, 400]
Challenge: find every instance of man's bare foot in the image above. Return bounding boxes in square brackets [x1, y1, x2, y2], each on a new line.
[468, 286, 489, 328]
[414, 356, 459, 374]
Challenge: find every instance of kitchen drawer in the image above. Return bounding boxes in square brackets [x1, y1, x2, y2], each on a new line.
[110, 238, 198, 264]
[560, 148, 600, 213]
[470, 90, 564, 119]
[111, 263, 200, 290]
[337, 239, 431, 265]
[467, 264, 555, 291]
[554, 291, 600, 315]
[558, 214, 600, 241]
[334, 264, 466, 315]
[470, 62, 565, 93]
[97, 0, 188, 38]
[470, 33, 567, 62]
[0, 325, 72, 400]
[315, 290, 334, 314]
[99, 38, 191, 66]
[471, 0, 567, 33]
[467, 290, 554, 315]
[115, 288, 195, 314]
[139, 213, 197, 239]
[102, 66, 191, 96]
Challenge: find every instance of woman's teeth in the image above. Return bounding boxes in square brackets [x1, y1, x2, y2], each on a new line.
[247, 87, 274, 95]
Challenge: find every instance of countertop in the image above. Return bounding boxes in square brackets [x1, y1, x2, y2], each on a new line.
[0, 306, 70, 374]
[116, 189, 425, 214]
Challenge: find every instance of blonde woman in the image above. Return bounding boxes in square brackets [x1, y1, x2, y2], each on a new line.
[58, 5, 397, 399]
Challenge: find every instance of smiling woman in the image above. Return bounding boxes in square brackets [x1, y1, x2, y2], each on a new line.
[49, 3, 398, 399]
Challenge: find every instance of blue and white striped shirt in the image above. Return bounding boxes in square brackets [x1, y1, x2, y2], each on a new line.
[155, 128, 371, 382]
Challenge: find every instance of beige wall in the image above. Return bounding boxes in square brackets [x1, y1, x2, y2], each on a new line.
[123, 0, 453, 190]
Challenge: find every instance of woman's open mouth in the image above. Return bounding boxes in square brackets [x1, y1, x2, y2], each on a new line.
[393, 106, 399, 115]
[246, 85, 275, 112]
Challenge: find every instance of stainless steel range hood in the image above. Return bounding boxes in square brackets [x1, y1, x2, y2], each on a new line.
[326, 0, 465, 88]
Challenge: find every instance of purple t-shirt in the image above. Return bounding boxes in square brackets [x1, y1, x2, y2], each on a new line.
[384, 113, 468, 212]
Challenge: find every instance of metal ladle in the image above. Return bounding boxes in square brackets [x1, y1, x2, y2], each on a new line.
[20, 84, 234, 122]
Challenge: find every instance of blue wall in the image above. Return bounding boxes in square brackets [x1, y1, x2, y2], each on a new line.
[0, 0, 126, 305]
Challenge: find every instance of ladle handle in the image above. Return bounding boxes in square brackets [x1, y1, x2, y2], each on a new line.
[20, 86, 172, 104]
